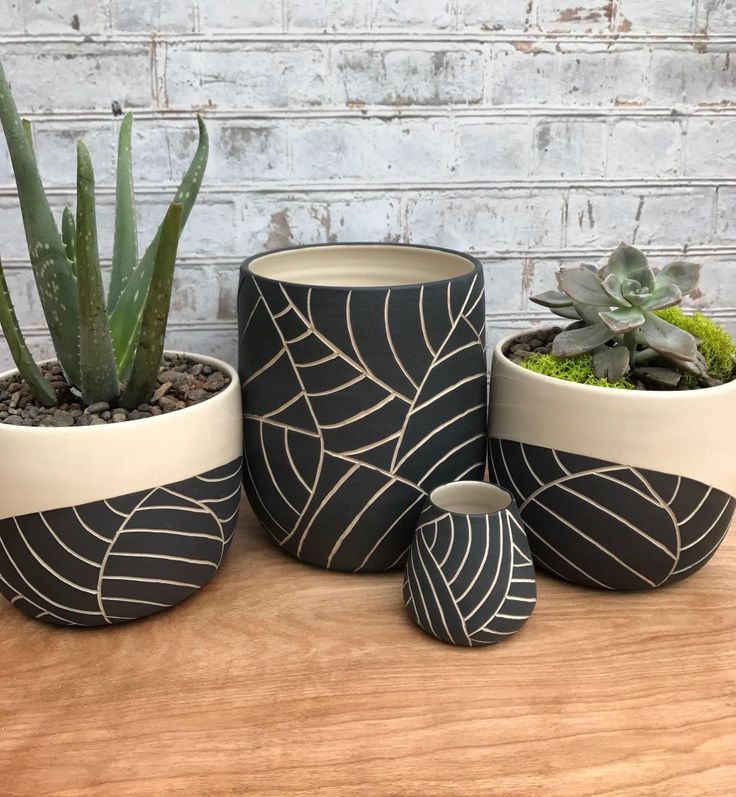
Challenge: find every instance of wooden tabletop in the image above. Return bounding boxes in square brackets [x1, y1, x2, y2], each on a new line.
[1, 498, 734, 797]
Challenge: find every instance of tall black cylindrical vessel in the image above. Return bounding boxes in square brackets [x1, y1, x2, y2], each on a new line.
[238, 243, 487, 572]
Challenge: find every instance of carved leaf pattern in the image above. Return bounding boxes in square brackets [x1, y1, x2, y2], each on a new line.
[0, 459, 242, 625]
[489, 438, 734, 589]
[240, 270, 487, 571]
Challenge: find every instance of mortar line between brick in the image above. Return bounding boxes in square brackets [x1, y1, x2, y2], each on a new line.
[1, 31, 733, 45]
[16, 107, 736, 122]
[11, 307, 736, 339]
[6, 246, 736, 269]
[0, 179, 729, 197]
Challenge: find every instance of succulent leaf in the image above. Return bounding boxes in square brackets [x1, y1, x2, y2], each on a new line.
[657, 261, 701, 295]
[550, 304, 582, 320]
[644, 283, 682, 311]
[530, 289, 573, 308]
[639, 311, 698, 363]
[603, 243, 655, 290]
[551, 323, 613, 357]
[632, 366, 682, 388]
[119, 203, 183, 410]
[75, 141, 120, 405]
[557, 267, 611, 306]
[109, 115, 208, 378]
[532, 243, 717, 387]
[592, 345, 630, 382]
[598, 306, 646, 334]
[0, 252, 56, 407]
[601, 273, 626, 305]
[575, 301, 607, 326]
[0, 60, 81, 386]
[107, 112, 138, 312]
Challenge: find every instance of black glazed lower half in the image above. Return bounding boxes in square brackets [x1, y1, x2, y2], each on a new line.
[239, 247, 487, 572]
[0, 459, 242, 626]
[489, 438, 735, 590]
[404, 497, 536, 646]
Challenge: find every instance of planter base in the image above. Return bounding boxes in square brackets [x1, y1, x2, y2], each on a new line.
[0, 458, 242, 626]
[489, 438, 734, 590]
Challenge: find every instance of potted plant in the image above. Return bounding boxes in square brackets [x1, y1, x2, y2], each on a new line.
[488, 243, 736, 590]
[0, 62, 242, 626]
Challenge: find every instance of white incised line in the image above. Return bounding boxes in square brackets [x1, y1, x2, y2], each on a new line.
[258, 282, 325, 542]
[0, 534, 103, 617]
[284, 427, 311, 491]
[680, 497, 734, 551]
[384, 290, 419, 391]
[530, 496, 657, 588]
[422, 536, 471, 646]
[389, 274, 481, 472]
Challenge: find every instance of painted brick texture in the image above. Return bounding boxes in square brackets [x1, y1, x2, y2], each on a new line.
[0, 0, 735, 369]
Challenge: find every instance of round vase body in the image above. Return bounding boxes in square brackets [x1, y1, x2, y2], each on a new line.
[238, 243, 488, 572]
[488, 330, 736, 590]
[404, 481, 536, 646]
[0, 353, 243, 626]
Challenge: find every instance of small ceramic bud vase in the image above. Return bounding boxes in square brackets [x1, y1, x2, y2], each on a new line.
[403, 481, 536, 647]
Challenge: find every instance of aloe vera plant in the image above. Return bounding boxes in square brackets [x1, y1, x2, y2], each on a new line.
[531, 243, 720, 387]
[0, 60, 208, 410]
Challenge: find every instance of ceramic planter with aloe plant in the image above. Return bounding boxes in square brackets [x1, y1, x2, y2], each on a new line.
[0, 61, 242, 627]
[489, 244, 736, 590]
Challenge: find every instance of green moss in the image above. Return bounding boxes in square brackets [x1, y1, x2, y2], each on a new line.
[519, 352, 634, 390]
[657, 307, 736, 383]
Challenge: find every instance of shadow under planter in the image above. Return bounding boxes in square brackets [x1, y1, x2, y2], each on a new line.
[488, 331, 736, 590]
[0, 353, 243, 626]
[238, 243, 488, 572]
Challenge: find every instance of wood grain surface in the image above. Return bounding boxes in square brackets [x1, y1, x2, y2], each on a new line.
[1, 498, 734, 797]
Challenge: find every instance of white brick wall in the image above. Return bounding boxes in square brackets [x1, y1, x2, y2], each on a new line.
[1, 0, 736, 369]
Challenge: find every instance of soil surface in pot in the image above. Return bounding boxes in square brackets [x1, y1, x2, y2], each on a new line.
[0, 354, 231, 427]
[505, 328, 733, 391]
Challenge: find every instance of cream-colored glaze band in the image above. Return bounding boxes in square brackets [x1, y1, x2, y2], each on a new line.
[0, 353, 243, 520]
[489, 333, 736, 498]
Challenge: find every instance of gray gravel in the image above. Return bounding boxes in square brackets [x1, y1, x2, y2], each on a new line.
[0, 354, 231, 428]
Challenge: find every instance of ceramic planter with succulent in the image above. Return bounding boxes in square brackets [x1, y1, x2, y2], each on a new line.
[489, 243, 736, 590]
[0, 62, 242, 626]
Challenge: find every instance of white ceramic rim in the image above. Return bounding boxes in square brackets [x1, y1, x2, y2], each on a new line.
[489, 328, 736, 497]
[0, 351, 243, 519]
[430, 480, 513, 516]
[243, 242, 482, 289]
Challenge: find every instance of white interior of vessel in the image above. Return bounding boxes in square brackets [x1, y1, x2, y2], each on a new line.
[248, 245, 474, 287]
[430, 481, 512, 515]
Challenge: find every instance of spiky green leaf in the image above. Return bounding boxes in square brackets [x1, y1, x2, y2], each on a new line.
[0, 60, 80, 385]
[120, 203, 182, 410]
[61, 205, 76, 273]
[21, 118, 33, 152]
[0, 252, 56, 407]
[107, 112, 138, 312]
[76, 141, 119, 405]
[109, 115, 208, 378]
